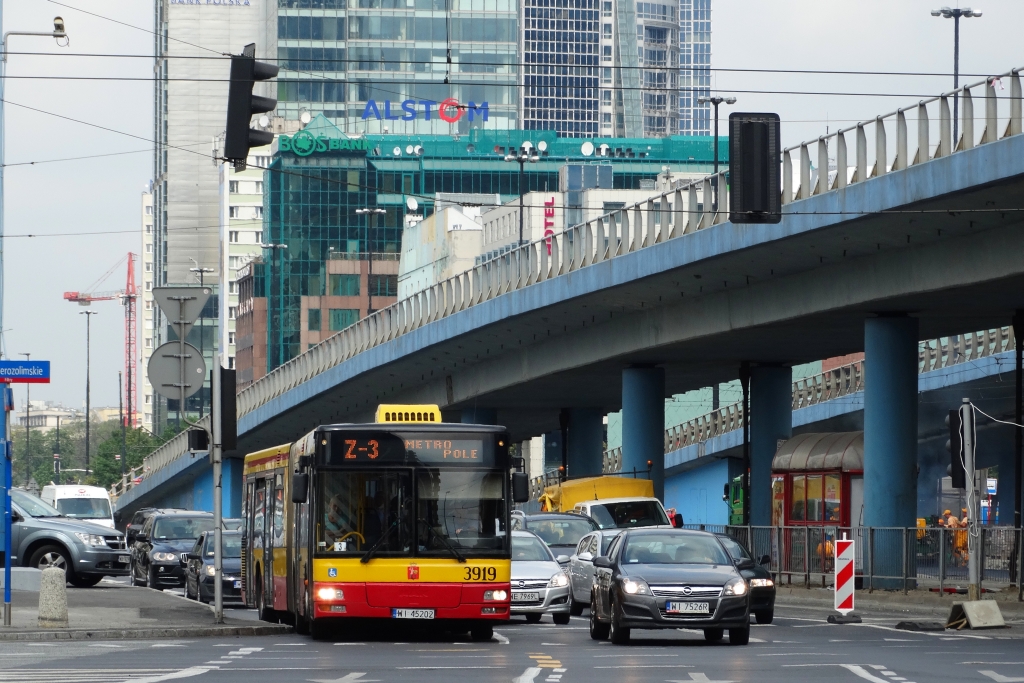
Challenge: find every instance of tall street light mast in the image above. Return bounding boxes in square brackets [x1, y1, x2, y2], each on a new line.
[931, 6, 982, 144]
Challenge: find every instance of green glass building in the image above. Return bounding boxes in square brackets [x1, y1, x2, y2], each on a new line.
[255, 114, 721, 374]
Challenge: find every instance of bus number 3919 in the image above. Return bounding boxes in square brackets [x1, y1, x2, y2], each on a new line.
[464, 566, 497, 581]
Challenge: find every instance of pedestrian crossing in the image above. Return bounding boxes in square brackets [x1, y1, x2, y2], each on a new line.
[0, 668, 210, 683]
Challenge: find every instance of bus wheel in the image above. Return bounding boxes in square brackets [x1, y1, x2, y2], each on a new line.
[255, 571, 273, 622]
[295, 594, 311, 635]
[469, 624, 493, 642]
[310, 618, 332, 641]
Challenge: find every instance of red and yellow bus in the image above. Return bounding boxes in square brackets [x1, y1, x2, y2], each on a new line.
[241, 404, 528, 640]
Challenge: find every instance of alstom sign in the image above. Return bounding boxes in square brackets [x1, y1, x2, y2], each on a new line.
[362, 98, 489, 122]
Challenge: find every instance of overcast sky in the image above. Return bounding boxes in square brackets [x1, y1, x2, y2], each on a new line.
[5, 0, 1024, 413]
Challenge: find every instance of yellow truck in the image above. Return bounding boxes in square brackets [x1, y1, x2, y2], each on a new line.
[538, 476, 656, 513]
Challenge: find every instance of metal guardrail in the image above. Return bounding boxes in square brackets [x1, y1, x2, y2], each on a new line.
[115, 66, 1024, 502]
[695, 525, 1023, 596]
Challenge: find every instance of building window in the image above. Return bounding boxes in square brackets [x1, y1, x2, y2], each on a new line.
[145, 262, 152, 272]
[329, 274, 360, 296]
[145, 225, 152, 234]
[145, 300, 153, 310]
[603, 1, 612, 16]
[602, 113, 612, 124]
[229, 206, 239, 218]
[228, 332, 236, 345]
[228, 356, 235, 369]
[229, 281, 237, 294]
[144, 205, 153, 215]
[229, 306, 238, 320]
[308, 309, 321, 331]
[229, 181, 239, 193]
[145, 243, 153, 253]
[229, 231, 239, 243]
[369, 274, 398, 297]
[602, 90, 612, 104]
[253, 206, 263, 218]
[602, 45, 612, 61]
[145, 339, 153, 348]
[253, 156, 270, 167]
[255, 231, 263, 244]
[329, 309, 359, 331]
[254, 181, 263, 194]
[603, 23, 612, 38]
[145, 395, 151, 405]
[145, 281, 152, 291]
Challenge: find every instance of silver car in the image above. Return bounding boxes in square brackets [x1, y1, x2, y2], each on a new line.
[567, 528, 622, 615]
[511, 530, 571, 624]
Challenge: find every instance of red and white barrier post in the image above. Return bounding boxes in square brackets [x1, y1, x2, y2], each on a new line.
[834, 534, 856, 617]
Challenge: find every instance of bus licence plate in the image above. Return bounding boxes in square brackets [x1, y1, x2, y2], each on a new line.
[392, 609, 435, 619]
[666, 601, 710, 614]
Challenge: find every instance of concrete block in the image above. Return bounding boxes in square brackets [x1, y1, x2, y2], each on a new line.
[946, 600, 1006, 630]
[0, 567, 42, 592]
[37, 567, 69, 628]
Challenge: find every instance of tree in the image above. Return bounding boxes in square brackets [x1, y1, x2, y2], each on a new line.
[91, 426, 170, 490]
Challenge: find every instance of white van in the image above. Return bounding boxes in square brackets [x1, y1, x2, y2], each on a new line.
[40, 484, 115, 528]
[571, 497, 675, 529]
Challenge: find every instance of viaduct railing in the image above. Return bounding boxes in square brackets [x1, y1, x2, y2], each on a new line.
[114, 66, 1024, 502]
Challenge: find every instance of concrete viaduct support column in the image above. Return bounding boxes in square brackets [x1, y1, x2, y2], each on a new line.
[622, 367, 665, 501]
[461, 408, 498, 425]
[750, 366, 792, 527]
[864, 315, 918, 587]
[567, 408, 604, 479]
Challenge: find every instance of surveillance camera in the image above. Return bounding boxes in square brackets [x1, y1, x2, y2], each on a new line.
[54, 16, 65, 34]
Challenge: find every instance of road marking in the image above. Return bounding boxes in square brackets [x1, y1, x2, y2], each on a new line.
[979, 673, 1024, 683]
[308, 674, 381, 683]
[668, 674, 736, 683]
[593, 654, 679, 657]
[118, 668, 217, 683]
[513, 667, 542, 683]
[596, 665, 694, 669]
[398, 667, 505, 670]
[494, 631, 510, 645]
[839, 665, 900, 683]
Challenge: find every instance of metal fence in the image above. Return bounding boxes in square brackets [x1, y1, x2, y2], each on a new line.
[684, 525, 1023, 595]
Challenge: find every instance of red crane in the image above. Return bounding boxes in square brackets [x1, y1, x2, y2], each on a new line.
[63, 252, 138, 427]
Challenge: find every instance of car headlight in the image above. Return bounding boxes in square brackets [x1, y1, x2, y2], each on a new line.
[749, 578, 774, 588]
[317, 586, 344, 601]
[74, 532, 107, 547]
[152, 552, 178, 562]
[484, 589, 508, 601]
[621, 578, 650, 595]
[204, 565, 216, 577]
[724, 578, 748, 596]
[548, 571, 569, 588]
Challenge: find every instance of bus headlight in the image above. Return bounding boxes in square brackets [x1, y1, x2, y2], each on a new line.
[484, 590, 508, 601]
[317, 587, 344, 601]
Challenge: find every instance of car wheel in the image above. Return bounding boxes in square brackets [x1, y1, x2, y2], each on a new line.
[129, 562, 141, 587]
[67, 574, 103, 588]
[147, 567, 159, 591]
[552, 612, 571, 625]
[589, 595, 609, 641]
[728, 627, 750, 645]
[525, 613, 542, 624]
[608, 598, 630, 645]
[755, 610, 774, 625]
[568, 591, 584, 617]
[29, 544, 71, 575]
[469, 624, 494, 641]
[703, 628, 724, 642]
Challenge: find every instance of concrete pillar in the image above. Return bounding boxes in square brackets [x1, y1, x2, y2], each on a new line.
[622, 367, 665, 500]
[566, 408, 604, 479]
[750, 366, 792, 526]
[223, 459, 244, 518]
[461, 408, 498, 425]
[864, 315, 918, 587]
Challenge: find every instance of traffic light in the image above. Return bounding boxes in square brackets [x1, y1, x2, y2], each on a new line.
[224, 43, 278, 168]
[946, 409, 966, 489]
[729, 112, 782, 224]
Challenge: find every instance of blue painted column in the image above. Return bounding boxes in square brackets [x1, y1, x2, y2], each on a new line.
[622, 367, 665, 500]
[461, 408, 498, 425]
[864, 315, 918, 588]
[750, 366, 792, 527]
[567, 408, 604, 479]
[223, 458, 244, 518]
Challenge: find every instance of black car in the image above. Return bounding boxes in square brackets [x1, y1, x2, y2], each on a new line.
[589, 528, 751, 645]
[512, 513, 599, 564]
[124, 507, 184, 547]
[130, 511, 216, 589]
[717, 534, 775, 624]
[182, 530, 244, 603]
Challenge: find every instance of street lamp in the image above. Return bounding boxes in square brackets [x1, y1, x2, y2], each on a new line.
[503, 143, 540, 245]
[931, 7, 982, 145]
[18, 352, 28, 485]
[355, 208, 386, 314]
[80, 310, 97, 476]
[260, 243, 288, 368]
[189, 259, 215, 417]
[0, 18, 69, 357]
[697, 96, 737, 212]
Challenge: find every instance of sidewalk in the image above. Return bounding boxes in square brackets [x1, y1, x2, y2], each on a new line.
[775, 583, 1024, 619]
[0, 581, 292, 641]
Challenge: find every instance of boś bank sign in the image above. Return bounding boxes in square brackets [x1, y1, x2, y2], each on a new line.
[279, 130, 372, 156]
[362, 98, 488, 122]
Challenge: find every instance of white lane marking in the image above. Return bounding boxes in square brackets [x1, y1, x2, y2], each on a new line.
[668, 674, 736, 682]
[839, 665, 894, 683]
[308, 674, 381, 683]
[593, 654, 679, 657]
[513, 668, 542, 683]
[114, 668, 217, 683]
[595, 666, 694, 669]
[397, 667, 505, 670]
[275, 643, 308, 646]
[750, 637, 767, 643]
[151, 645, 186, 648]
[979, 673, 1024, 683]
[494, 631, 510, 645]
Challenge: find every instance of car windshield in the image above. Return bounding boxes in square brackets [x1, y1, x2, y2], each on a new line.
[152, 516, 216, 540]
[528, 517, 596, 547]
[55, 497, 111, 519]
[590, 501, 670, 529]
[622, 533, 731, 565]
[203, 535, 242, 558]
[11, 490, 62, 518]
[512, 535, 554, 562]
[718, 536, 751, 561]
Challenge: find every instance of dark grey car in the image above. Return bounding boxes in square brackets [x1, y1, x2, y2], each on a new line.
[9, 489, 129, 587]
[589, 528, 751, 645]
[182, 530, 244, 604]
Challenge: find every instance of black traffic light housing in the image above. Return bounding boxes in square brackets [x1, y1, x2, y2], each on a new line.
[946, 409, 966, 489]
[729, 112, 782, 224]
[224, 43, 278, 168]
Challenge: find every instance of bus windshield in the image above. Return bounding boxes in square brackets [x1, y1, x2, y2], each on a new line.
[417, 469, 507, 554]
[320, 471, 413, 555]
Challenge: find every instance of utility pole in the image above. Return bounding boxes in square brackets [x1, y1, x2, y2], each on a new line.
[118, 371, 126, 480]
[18, 352, 28, 484]
[53, 416, 60, 486]
[931, 7, 983, 145]
[80, 311, 97, 476]
[740, 361, 751, 525]
[961, 398, 980, 601]
[189, 260, 215, 417]
[697, 96, 737, 213]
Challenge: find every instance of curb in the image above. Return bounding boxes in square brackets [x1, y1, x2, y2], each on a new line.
[775, 590, 1024, 617]
[0, 623, 293, 642]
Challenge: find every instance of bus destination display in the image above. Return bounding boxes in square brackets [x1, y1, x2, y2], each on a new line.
[325, 432, 496, 466]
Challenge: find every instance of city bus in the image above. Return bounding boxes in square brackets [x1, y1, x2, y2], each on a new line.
[241, 404, 529, 640]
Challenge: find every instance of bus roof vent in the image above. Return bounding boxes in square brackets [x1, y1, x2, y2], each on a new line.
[375, 404, 442, 424]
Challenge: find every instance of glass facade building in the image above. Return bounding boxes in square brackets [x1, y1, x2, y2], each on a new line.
[678, 0, 712, 135]
[256, 114, 718, 374]
[276, 0, 519, 134]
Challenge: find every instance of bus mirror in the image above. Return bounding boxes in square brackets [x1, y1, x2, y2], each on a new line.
[511, 472, 529, 503]
[291, 472, 309, 503]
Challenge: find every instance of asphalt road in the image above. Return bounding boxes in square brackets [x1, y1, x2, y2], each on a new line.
[2, 601, 1022, 683]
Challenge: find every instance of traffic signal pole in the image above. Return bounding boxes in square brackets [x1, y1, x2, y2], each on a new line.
[3, 383, 11, 626]
[212, 365, 223, 624]
[961, 398, 980, 601]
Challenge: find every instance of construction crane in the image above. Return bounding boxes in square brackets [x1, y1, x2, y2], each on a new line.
[63, 252, 138, 427]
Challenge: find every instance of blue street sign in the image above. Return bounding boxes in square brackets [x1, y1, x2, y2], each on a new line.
[0, 360, 50, 384]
